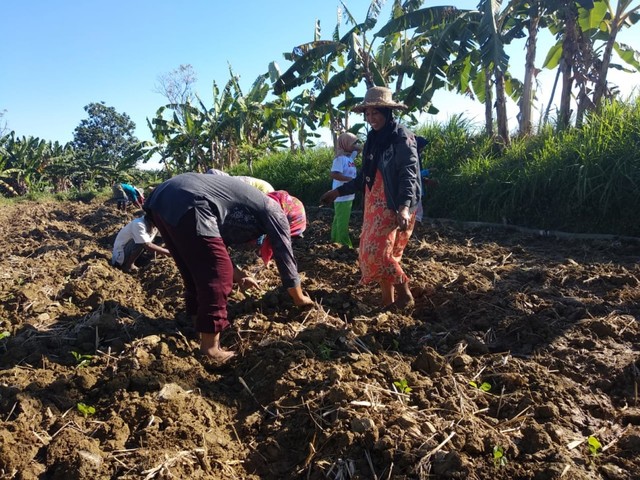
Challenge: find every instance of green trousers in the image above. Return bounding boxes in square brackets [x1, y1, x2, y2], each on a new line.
[331, 200, 353, 248]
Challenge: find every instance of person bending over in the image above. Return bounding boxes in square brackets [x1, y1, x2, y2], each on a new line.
[144, 173, 314, 363]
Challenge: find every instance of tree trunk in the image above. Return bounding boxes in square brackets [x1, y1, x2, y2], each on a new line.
[484, 66, 493, 137]
[494, 69, 510, 147]
[287, 121, 295, 153]
[519, 13, 540, 136]
[558, 4, 579, 130]
[542, 66, 561, 129]
[592, 3, 626, 108]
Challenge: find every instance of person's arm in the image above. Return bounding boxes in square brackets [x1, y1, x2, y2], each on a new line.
[143, 242, 171, 257]
[330, 171, 353, 182]
[394, 131, 421, 211]
[260, 204, 314, 307]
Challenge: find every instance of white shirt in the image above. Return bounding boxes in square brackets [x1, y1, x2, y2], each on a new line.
[331, 151, 358, 202]
[111, 217, 157, 265]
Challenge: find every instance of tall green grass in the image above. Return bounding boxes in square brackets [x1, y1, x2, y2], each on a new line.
[230, 148, 336, 205]
[419, 99, 640, 235]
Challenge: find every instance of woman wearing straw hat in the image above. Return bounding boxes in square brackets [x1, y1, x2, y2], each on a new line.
[320, 86, 421, 310]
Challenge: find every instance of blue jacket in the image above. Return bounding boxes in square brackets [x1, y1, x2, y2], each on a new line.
[337, 122, 421, 212]
[121, 183, 142, 202]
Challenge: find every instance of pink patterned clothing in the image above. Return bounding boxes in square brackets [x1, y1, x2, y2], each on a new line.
[359, 171, 416, 285]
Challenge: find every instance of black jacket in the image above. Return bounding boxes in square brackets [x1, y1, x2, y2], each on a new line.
[337, 122, 421, 212]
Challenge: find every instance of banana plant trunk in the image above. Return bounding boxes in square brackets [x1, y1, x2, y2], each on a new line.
[519, 15, 541, 136]
[592, 6, 625, 108]
[484, 66, 493, 137]
[558, 5, 579, 130]
[494, 69, 510, 147]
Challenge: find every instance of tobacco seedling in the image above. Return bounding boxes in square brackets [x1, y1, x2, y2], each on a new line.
[393, 378, 412, 394]
[470, 380, 492, 392]
[0, 331, 10, 340]
[77, 402, 96, 418]
[317, 342, 332, 360]
[588, 435, 602, 459]
[493, 445, 507, 468]
[71, 351, 93, 368]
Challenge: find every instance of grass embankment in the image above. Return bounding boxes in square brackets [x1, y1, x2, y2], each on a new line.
[4, 99, 637, 236]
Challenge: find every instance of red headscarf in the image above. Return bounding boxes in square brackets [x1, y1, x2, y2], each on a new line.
[260, 190, 306, 264]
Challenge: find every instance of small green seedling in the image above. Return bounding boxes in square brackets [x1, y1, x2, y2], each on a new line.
[470, 380, 492, 392]
[71, 351, 93, 368]
[317, 343, 332, 360]
[493, 445, 507, 468]
[588, 436, 602, 458]
[393, 378, 412, 394]
[0, 331, 10, 340]
[77, 402, 96, 418]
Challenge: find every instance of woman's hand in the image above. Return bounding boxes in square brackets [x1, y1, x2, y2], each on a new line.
[233, 264, 259, 292]
[319, 189, 340, 206]
[238, 276, 259, 292]
[396, 206, 411, 231]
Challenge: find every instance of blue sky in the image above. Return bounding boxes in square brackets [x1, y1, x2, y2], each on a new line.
[2, 0, 638, 150]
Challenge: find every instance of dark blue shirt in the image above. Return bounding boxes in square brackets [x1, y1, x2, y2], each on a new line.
[145, 173, 300, 288]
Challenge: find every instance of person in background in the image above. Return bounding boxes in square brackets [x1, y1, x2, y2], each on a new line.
[143, 173, 313, 363]
[330, 132, 361, 248]
[111, 214, 171, 273]
[414, 136, 438, 224]
[235, 175, 275, 194]
[113, 182, 144, 212]
[205, 168, 275, 194]
[320, 86, 421, 311]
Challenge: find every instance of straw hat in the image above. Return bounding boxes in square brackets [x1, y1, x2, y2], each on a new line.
[351, 86, 407, 113]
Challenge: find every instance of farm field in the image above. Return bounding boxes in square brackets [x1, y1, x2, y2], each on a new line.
[0, 198, 639, 479]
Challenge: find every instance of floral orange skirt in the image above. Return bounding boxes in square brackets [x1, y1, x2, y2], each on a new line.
[359, 171, 416, 285]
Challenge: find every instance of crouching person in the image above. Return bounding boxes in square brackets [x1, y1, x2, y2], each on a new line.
[111, 214, 171, 273]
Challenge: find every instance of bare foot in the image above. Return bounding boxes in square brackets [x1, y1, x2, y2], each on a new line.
[394, 283, 415, 310]
[200, 332, 235, 363]
[200, 344, 236, 363]
[395, 295, 415, 310]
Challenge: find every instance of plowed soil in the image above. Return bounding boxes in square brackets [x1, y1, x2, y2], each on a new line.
[0, 198, 639, 480]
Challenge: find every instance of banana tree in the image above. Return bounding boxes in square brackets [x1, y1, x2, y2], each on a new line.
[541, 0, 596, 129]
[375, 5, 474, 112]
[42, 141, 75, 192]
[591, 0, 640, 108]
[263, 88, 319, 152]
[0, 133, 55, 195]
[271, 0, 389, 144]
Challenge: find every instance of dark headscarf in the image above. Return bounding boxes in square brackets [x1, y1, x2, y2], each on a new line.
[362, 107, 395, 189]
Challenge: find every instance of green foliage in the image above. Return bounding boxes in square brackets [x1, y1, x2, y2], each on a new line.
[393, 378, 412, 394]
[317, 342, 332, 360]
[493, 445, 507, 468]
[470, 381, 492, 392]
[588, 435, 602, 458]
[77, 402, 96, 418]
[230, 148, 334, 205]
[0, 331, 10, 340]
[423, 98, 640, 236]
[72, 102, 141, 189]
[71, 351, 93, 368]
